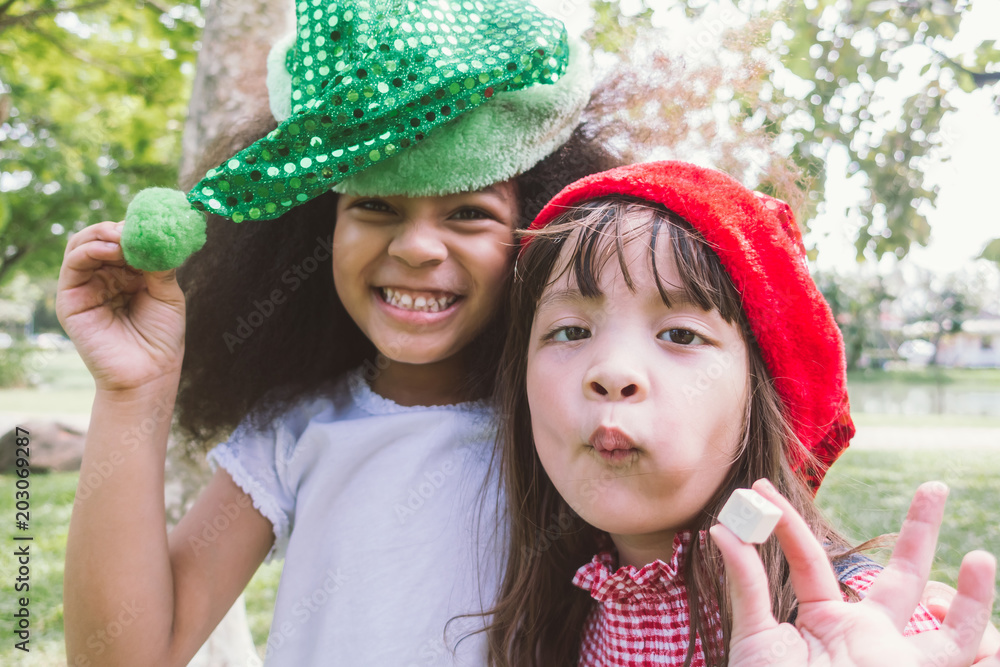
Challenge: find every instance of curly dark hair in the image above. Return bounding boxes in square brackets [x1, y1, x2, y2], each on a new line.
[174, 119, 622, 448]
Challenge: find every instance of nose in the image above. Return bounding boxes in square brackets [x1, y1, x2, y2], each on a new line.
[583, 360, 648, 402]
[387, 217, 448, 267]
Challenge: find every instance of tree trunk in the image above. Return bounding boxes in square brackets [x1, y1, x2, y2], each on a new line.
[178, 0, 292, 190]
[928, 329, 943, 367]
[174, 1, 292, 663]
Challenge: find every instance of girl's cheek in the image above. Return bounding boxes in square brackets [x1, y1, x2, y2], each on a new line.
[526, 349, 558, 382]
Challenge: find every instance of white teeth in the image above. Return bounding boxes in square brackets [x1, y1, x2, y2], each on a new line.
[381, 288, 457, 313]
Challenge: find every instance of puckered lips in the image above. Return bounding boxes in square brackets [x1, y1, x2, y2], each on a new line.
[588, 426, 640, 465]
[375, 285, 463, 324]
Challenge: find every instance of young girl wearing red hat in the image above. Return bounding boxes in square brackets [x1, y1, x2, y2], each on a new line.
[484, 161, 1000, 667]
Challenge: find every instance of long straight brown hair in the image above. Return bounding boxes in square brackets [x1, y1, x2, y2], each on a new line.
[484, 198, 868, 667]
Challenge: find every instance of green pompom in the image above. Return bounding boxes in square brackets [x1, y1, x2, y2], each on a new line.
[122, 187, 206, 271]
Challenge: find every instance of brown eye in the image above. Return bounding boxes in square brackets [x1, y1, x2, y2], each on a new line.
[662, 329, 700, 345]
[551, 326, 590, 342]
[356, 199, 393, 213]
[450, 207, 491, 221]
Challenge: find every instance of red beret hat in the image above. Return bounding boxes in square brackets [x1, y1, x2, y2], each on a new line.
[526, 160, 854, 490]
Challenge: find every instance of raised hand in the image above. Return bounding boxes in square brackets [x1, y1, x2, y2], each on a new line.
[923, 579, 1000, 663]
[56, 220, 187, 392]
[711, 479, 999, 667]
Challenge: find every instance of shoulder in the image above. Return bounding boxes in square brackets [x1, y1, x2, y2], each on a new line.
[835, 553, 942, 636]
[832, 552, 880, 583]
[205, 372, 359, 561]
[236, 370, 359, 440]
[209, 371, 357, 481]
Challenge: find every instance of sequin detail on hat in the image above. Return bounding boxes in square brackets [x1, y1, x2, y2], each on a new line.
[189, 0, 571, 221]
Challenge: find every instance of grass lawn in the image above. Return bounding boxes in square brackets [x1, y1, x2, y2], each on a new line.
[848, 367, 1000, 387]
[0, 471, 283, 664]
[31, 350, 95, 390]
[3, 447, 998, 664]
[0, 349, 95, 415]
[817, 446, 1000, 627]
[0, 472, 76, 666]
[852, 412, 1000, 428]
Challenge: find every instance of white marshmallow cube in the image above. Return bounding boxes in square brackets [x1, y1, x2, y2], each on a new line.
[718, 488, 782, 544]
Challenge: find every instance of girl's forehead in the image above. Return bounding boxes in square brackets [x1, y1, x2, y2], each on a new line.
[342, 180, 516, 201]
[476, 180, 517, 201]
[542, 213, 682, 295]
[561, 206, 662, 246]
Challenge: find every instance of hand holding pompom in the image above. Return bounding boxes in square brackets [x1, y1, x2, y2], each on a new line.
[56, 217, 188, 393]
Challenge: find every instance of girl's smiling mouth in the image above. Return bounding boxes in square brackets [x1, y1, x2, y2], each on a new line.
[375, 286, 463, 322]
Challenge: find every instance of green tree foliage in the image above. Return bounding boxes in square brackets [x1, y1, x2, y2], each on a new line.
[778, 0, 997, 260]
[815, 264, 998, 370]
[815, 270, 893, 370]
[587, 0, 999, 260]
[896, 268, 985, 367]
[980, 238, 1000, 268]
[3, 0, 998, 284]
[0, 0, 201, 285]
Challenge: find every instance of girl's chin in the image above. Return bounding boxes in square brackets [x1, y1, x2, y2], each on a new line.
[371, 340, 463, 367]
[572, 495, 687, 544]
[573, 504, 648, 537]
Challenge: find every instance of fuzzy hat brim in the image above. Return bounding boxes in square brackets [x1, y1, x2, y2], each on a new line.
[331, 37, 593, 196]
[526, 161, 854, 490]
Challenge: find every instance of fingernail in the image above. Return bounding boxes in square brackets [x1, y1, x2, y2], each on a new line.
[754, 478, 775, 493]
[925, 480, 949, 497]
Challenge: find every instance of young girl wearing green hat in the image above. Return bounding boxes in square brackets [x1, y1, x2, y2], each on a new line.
[57, 1, 618, 664]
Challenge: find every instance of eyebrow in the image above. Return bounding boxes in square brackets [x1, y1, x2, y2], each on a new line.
[472, 183, 510, 202]
[536, 287, 596, 312]
[536, 285, 703, 312]
[650, 286, 701, 310]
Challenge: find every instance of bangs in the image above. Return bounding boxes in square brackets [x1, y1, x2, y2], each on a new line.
[520, 198, 744, 324]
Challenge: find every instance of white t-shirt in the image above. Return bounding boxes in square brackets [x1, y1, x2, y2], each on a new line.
[208, 368, 501, 666]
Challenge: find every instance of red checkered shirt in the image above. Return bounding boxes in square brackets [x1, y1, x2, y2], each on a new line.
[572, 531, 942, 666]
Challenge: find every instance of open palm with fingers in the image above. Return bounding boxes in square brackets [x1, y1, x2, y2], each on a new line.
[56, 220, 187, 392]
[712, 479, 999, 667]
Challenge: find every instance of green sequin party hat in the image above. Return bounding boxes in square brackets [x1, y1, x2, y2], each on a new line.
[121, 0, 593, 271]
[188, 0, 574, 223]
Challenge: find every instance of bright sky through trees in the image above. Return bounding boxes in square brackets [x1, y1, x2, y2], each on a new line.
[809, 1, 1000, 276]
[536, 0, 1000, 277]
